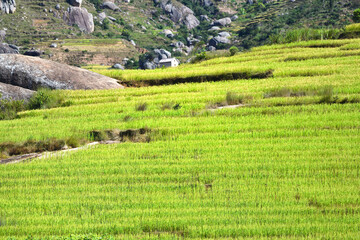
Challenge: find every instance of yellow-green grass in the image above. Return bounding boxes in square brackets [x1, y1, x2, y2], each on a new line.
[85, 39, 360, 86]
[0, 38, 360, 239]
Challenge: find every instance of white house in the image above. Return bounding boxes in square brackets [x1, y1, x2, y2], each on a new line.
[158, 58, 180, 68]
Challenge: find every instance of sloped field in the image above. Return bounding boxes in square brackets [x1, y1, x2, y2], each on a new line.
[0, 39, 360, 239]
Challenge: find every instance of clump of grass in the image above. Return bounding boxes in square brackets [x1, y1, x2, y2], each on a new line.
[161, 102, 173, 110]
[66, 136, 80, 148]
[135, 102, 148, 111]
[226, 92, 244, 105]
[318, 86, 333, 103]
[89, 130, 109, 141]
[264, 88, 309, 98]
[123, 115, 133, 122]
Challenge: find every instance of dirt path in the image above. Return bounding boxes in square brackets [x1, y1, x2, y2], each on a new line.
[209, 104, 246, 111]
[0, 141, 121, 165]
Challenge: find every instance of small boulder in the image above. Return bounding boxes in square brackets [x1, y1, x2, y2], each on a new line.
[0, 30, 6, 42]
[98, 12, 107, 22]
[203, 0, 213, 7]
[63, 7, 94, 33]
[231, 15, 238, 21]
[172, 41, 185, 48]
[130, 40, 136, 46]
[24, 49, 41, 57]
[159, 54, 168, 60]
[161, 29, 174, 38]
[209, 36, 231, 47]
[213, 17, 232, 26]
[50, 43, 57, 48]
[208, 26, 220, 31]
[55, 4, 61, 10]
[112, 63, 124, 70]
[102, 2, 120, 11]
[0, 43, 18, 54]
[143, 61, 156, 69]
[160, 49, 171, 58]
[218, 31, 231, 38]
[200, 15, 210, 21]
[8, 44, 19, 51]
[68, 0, 82, 7]
[108, 16, 116, 21]
[122, 58, 129, 65]
[207, 45, 216, 51]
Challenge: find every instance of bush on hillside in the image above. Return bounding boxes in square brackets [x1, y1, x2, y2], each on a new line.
[353, 9, 360, 23]
[0, 97, 25, 120]
[27, 88, 68, 110]
[229, 46, 239, 56]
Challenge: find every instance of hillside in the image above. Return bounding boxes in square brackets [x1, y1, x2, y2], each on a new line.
[0, 38, 360, 239]
[0, 0, 359, 67]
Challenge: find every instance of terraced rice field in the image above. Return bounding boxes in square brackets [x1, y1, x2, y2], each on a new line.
[0, 39, 360, 239]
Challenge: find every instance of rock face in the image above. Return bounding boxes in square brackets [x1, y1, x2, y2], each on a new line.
[0, 43, 18, 54]
[0, 55, 124, 90]
[68, 0, 82, 7]
[158, 0, 199, 29]
[0, 0, 16, 14]
[63, 7, 94, 33]
[0, 82, 35, 101]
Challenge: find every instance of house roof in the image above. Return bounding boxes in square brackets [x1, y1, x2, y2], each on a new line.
[159, 58, 177, 63]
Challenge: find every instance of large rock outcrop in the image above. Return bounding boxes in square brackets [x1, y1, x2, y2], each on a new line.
[0, 55, 124, 90]
[0, 43, 19, 54]
[0, 0, 16, 14]
[63, 7, 94, 33]
[157, 0, 199, 29]
[0, 82, 34, 101]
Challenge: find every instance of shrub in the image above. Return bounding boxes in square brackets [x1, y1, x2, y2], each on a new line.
[27, 88, 68, 110]
[0, 98, 25, 120]
[229, 46, 239, 56]
[353, 9, 360, 23]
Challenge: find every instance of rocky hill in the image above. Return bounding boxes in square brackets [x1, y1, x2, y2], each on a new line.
[0, 0, 359, 67]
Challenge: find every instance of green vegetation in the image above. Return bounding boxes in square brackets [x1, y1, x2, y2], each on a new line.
[0, 89, 70, 121]
[353, 8, 360, 22]
[0, 38, 360, 239]
[229, 46, 239, 56]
